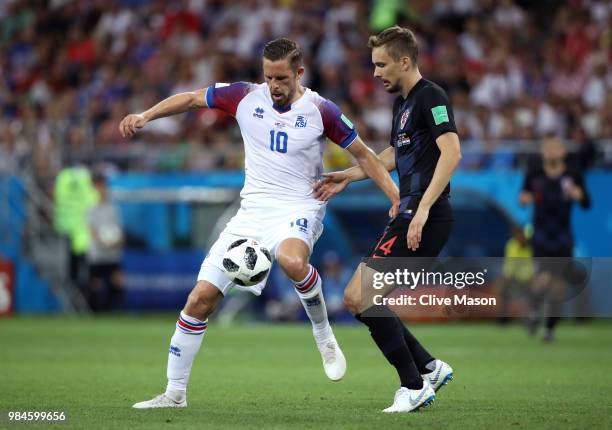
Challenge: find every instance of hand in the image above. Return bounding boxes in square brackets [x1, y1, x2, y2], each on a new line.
[407, 207, 429, 251]
[568, 185, 583, 201]
[562, 178, 583, 201]
[389, 200, 400, 218]
[518, 191, 533, 207]
[312, 171, 350, 201]
[119, 113, 148, 138]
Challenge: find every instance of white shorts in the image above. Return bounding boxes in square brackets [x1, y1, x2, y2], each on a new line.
[197, 198, 326, 296]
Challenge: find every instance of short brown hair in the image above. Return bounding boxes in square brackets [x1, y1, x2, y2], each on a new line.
[368, 26, 419, 64]
[263, 38, 303, 72]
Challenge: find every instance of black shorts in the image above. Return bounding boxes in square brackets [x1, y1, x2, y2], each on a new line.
[367, 215, 453, 258]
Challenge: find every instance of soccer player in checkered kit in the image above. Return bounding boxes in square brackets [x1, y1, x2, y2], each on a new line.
[315, 26, 462, 412]
[119, 38, 400, 408]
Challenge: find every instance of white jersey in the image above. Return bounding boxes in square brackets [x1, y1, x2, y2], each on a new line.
[205, 82, 357, 203]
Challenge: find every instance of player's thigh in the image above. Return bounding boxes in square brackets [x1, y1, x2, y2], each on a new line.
[198, 232, 245, 296]
[414, 220, 453, 257]
[369, 217, 452, 258]
[270, 204, 326, 259]
[368, 217, 408, 258]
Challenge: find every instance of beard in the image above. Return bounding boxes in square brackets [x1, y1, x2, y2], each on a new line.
[273, 94, 289, 106]
[272, 85, 296, 107]
[383, 80, 401, 94]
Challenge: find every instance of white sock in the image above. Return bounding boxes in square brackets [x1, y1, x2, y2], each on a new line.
[293, 265, 331, 339]
[165, 310, 208, 395]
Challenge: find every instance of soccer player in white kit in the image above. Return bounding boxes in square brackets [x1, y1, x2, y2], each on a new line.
[119, 38, 400, 408]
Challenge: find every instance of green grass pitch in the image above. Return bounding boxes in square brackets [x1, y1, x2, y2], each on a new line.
[1, 317, 611, 429]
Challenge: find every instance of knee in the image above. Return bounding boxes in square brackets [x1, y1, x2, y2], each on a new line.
[343, 288, 361, 315]
[184, 288, 217, 320]
[277, 253, 309, 281]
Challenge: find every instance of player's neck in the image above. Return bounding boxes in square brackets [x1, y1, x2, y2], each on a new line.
[288, 85, 306, 106]
[400, 70, 423, 98]
[544, 162, 565, 178]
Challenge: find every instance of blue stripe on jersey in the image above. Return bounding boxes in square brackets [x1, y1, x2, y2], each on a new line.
[339, 128, 357, 149]
[206, 85, 215, 109]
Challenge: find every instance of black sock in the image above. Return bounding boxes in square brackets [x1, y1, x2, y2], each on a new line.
[356, 306, 423, 389]
[545, 316, 559, 330]
[399, 323, 435, 374]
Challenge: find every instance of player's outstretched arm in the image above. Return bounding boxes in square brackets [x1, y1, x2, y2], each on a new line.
[345, 146, 396, 183]
[119, 88, 208, 138]
[313, 146, 396, 201]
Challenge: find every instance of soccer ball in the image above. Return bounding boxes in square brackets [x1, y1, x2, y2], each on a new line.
[222, 238, 272, 286]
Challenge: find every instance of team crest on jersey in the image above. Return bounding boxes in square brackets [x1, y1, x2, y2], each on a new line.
[253, 107, 264, 119]
[400, 109, 410, 129]
[294, 115, 307, 128]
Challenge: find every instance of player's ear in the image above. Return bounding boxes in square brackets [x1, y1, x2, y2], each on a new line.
[296, 66, 305, 80]
[400, 56, 412, 72]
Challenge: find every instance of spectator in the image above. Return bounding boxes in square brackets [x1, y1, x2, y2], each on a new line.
[0, 0, 609, 178]
[86, 172, 124, 311]
[53, 164, 98, 295]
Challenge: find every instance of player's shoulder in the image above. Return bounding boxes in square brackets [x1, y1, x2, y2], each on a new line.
[304, 88, 327, 109]
[415, 79, 450, 102]
[305, 89, 342, 118]
[209, 81, 259, 91]
[232, 81, 266, 98]
[250, 82, 268, 93]
[207, 81, 260, 106]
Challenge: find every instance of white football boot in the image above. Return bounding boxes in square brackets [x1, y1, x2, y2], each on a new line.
[315, 332, 347, 381]
[382, 382, 436, 413]
[132, 391, 187, 409]
[422, 359, 454, 392]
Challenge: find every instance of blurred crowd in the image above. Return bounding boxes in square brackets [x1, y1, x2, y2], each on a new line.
[1, 0, 611, 192]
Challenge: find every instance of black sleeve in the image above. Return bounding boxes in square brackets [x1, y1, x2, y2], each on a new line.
[572, 171, 591, 209]
[418, 85, 457, 140]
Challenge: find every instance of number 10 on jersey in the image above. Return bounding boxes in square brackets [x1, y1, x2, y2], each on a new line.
[270, 130, 288, 153]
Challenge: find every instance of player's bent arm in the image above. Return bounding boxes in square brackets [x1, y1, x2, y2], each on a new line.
[417, 132, 462, 211]
[348, 138, 400, 205]
[343, 146, 396, 183]
[378, 146, 397, 171]
[119, 88, 208, 138]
